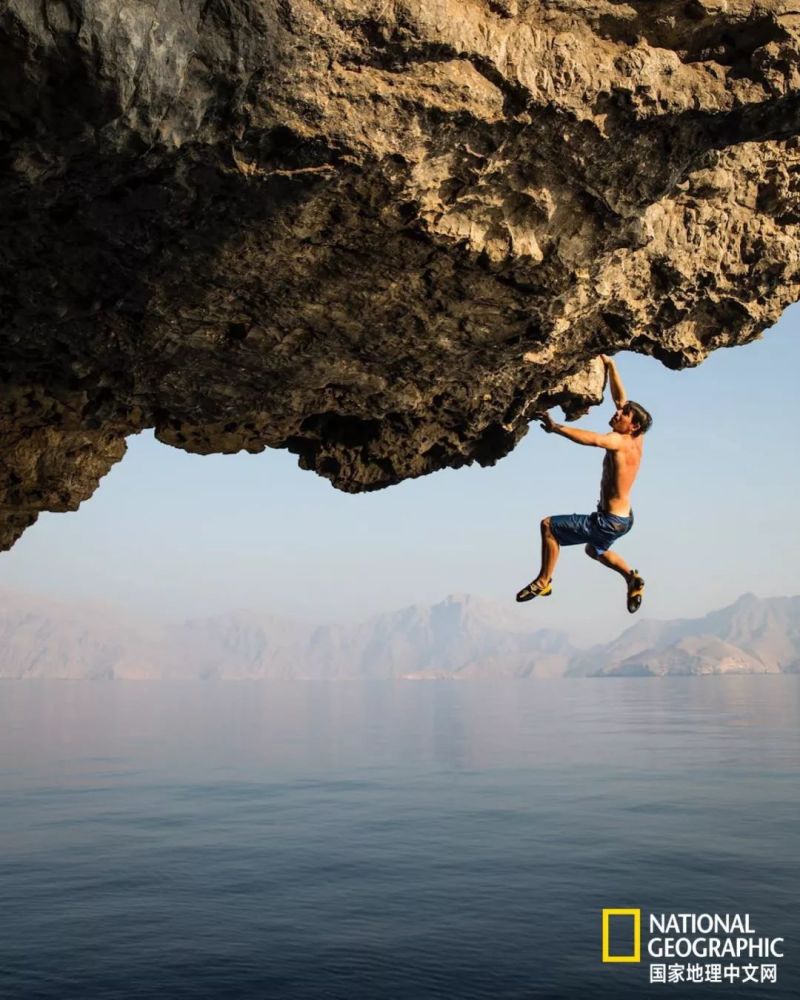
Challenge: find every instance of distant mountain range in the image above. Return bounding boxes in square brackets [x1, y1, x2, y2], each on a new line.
[567, 593, 800, 677]
[0, 588, 798, 680]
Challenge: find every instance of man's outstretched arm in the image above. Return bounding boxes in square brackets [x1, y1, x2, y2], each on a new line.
[537, 411, 623, 450]
[601, 355, 627, 408]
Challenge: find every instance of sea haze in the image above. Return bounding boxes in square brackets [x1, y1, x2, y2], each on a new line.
[1, 588, 799, 679]
[1, 677, 798, 999]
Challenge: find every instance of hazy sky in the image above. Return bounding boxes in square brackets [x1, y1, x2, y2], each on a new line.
[1, 305, 798, 644]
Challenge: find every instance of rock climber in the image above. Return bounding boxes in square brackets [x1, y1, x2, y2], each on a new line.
[516, 355, 652, 613]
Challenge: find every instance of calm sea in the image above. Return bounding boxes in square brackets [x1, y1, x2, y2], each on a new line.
[1, 678, 798, 999]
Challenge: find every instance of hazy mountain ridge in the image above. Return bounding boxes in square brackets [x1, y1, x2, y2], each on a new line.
[0, 589, 798, 680]
[0, 590, 576, 681]
[567, 594, 800, 677]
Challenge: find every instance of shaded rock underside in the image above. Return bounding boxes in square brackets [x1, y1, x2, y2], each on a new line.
[2, 0, 800, 549]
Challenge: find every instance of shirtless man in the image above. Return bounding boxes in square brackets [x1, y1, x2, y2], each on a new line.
[516, 355, 652, 613]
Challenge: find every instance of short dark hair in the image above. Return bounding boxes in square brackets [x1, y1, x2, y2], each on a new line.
[624, 400, 652, 437]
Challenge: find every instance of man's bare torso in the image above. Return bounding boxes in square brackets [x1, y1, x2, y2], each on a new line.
[600, 437, 643, 517]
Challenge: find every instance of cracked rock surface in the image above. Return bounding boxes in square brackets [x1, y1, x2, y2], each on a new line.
[2, 0, 800, 549]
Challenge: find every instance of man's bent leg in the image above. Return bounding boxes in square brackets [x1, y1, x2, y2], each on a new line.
[586, 545, 645, 612]
[538, 517, 560, 584]
[516, 517, 559, 602]
[585, 544, 632, 581]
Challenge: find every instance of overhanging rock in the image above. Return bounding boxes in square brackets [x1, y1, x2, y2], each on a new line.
[2, 0, 800, 549]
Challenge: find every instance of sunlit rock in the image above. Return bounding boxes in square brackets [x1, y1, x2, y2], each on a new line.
[2, 1, 800, 547]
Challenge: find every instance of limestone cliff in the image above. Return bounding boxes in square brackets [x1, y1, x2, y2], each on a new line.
[3, 1, 800, 548]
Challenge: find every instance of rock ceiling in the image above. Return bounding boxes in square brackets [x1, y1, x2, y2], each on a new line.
[2, 1, 800, 548]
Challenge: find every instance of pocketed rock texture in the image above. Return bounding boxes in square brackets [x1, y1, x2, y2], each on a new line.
[3, 1, 800, 549]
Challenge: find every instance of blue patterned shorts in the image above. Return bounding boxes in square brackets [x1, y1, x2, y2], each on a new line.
[549, 508, 633, 555]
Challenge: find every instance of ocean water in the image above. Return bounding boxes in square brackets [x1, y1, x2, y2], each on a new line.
[1, 677, 798, 1000]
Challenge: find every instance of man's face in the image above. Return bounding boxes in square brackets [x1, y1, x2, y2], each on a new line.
[610, 404, 638, 435]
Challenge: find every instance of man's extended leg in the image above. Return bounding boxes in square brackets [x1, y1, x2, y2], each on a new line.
[585, 544, 630, 580]
[516, 517, 559, 602]
[585, 545, 645, 613]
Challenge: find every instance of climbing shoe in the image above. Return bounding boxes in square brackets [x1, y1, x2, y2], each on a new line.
[516, 579, 552, 603]
[627, 571, 645, 614]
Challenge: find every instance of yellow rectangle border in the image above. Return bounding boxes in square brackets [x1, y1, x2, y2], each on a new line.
[602, 908, 641, 963]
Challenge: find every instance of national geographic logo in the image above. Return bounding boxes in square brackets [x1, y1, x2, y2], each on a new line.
[602, 908, 641, 964]
[601, 909, 785, 986]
